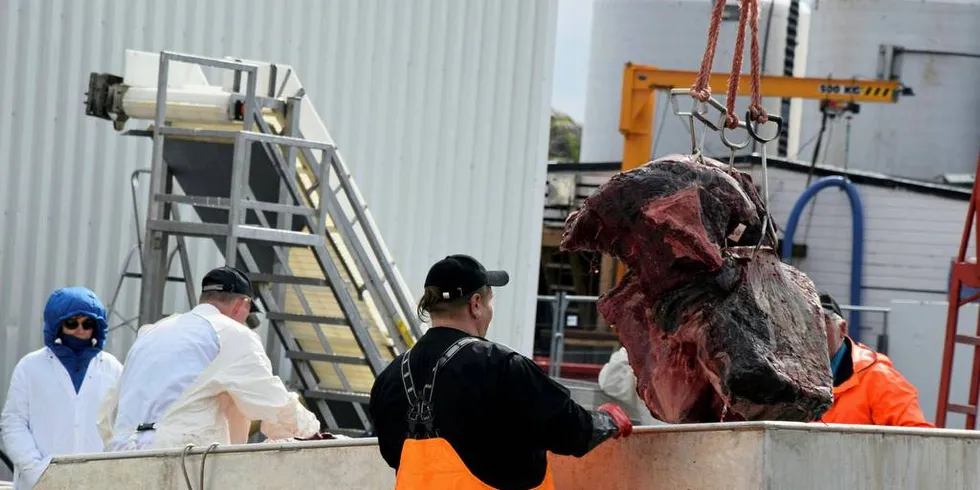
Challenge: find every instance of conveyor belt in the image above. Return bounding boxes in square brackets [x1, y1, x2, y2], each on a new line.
[158, 117, 395, 398]
[86, 50, 423, 432]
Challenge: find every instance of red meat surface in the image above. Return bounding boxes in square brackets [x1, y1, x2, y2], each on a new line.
[560, 154, 833, 423]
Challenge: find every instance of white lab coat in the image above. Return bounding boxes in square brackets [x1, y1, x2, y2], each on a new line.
[598, 347, 662, 426]
[99, 305, 320, 450]
[1, 349, 122, 489]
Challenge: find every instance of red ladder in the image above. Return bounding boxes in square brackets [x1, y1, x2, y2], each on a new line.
[936, 151, 980, 429]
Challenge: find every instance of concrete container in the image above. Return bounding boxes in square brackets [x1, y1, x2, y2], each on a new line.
[35, 422, 979, 489]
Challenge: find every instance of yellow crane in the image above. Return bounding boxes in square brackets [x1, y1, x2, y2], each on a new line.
[618, 62, 912, 173]
[605, 62, 914, 283]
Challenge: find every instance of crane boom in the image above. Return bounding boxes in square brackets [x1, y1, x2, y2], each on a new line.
[618, 62, 913, 175]
[612, 62, 913, 283]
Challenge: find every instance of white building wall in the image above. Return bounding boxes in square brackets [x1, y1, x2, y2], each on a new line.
[798, 0, 980, 179]
[745, 164, 967, 339]
[0, 0, 558, 410]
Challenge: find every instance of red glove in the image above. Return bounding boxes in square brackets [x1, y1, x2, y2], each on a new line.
[597, 403, 633, 438]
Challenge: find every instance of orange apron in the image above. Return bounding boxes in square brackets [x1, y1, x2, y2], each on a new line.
[394, 337, 555, 490]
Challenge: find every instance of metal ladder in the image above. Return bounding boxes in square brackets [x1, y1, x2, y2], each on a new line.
[106, 169, 195, 334]
[131, 52, 421, 434]
[936, 151, 980, 429]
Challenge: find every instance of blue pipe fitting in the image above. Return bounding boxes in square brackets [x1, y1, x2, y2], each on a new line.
[779, 176, 865, 342]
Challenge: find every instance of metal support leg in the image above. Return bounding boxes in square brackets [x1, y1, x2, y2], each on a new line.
[266, 98, 303, 375]
[315, 148, 332, 237]
[171, 206, 197, 306]
[268, 235, 287, 376]
[139, 54, 173, 326]
[284, 97, 301, 183]
[548, 292, 569, 379]
[107, 245, 139, 330]
[226, 137, 248, 265]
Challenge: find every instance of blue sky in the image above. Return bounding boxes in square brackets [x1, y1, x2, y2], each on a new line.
[551, 0, 595, 124]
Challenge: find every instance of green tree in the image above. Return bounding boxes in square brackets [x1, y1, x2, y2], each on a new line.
[549, 109, 582, 162]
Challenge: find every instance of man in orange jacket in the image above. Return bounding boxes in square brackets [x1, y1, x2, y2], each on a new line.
[818, 291, 934, 427]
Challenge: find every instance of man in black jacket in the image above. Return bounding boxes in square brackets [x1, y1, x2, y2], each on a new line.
[369, 254, 633, 489]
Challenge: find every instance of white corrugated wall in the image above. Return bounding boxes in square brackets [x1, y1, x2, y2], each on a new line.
[0, 0, 558, 410]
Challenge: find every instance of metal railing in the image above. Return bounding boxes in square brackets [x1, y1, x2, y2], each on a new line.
[537, 292, 893, 378]
[538, 292, 601, 378]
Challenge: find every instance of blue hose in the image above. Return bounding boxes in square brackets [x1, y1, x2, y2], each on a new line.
[779, 176, 865, 342]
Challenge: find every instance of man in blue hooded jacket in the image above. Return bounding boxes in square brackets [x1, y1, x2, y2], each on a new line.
[1, 287, 123, 489]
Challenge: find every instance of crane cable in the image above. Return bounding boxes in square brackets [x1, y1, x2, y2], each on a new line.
[690, 0, 769, 129]
[689, 0, 778, 254]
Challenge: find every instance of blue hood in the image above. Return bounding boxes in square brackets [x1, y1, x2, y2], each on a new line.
[43, 287, 108, 350]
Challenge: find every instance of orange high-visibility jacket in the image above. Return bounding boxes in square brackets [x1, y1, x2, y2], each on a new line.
[820, 339, 934, 427]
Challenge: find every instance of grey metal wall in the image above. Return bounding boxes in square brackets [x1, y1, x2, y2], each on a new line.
[889, 300, 976, 428]
[580, 0, 811, 163]
[800, 0, 980, 180]
[0, 0, 558, 408]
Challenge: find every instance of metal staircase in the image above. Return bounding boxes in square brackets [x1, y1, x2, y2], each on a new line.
[85, 50, 423, 434]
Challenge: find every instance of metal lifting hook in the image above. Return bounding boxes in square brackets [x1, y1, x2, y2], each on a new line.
[721, 119, 750, 174]
[746, 111, 783, 144]
[751, 127, 780, 259]
[721, 120, 751, 153]
[669, 88, 732, 162]
[669, 88, 707, 156]
[691, 95, 729, 132]
[743, 111, 781, 257]
[669, 89, 778, 260]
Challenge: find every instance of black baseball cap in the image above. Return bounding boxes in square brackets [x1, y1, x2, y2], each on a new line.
[202, 266, 259, 312]
[424, 254, 509, 300]
[818, 290, 843, 318]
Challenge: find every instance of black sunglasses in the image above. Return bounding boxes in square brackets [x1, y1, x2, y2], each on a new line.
[62, 318, 96, 331]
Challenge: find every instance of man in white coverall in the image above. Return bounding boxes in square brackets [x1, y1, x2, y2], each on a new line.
[598, 347, 662, 426]
[99, 266, 319, 451]
[1, 287, 123, 489]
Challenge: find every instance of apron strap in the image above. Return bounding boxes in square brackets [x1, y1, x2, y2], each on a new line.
[400, 350, 422, 425]
[402, 336, 481, 438]
[420, 337, 480, 407]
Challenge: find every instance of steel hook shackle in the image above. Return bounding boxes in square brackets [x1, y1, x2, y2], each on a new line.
[745, 112, 783, 144]
[720, 119, 751, 151]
